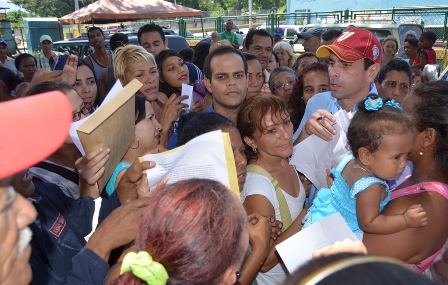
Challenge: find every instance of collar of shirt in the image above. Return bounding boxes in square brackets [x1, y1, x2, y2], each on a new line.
[333, 82, 378, 112]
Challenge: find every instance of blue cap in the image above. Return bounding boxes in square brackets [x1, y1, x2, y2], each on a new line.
[298, 27, 326, 39]
[274, 27, 283, 36]
[0, 39, 7, 46]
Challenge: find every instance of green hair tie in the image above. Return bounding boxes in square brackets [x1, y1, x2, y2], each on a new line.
[120, 251, 169, 285]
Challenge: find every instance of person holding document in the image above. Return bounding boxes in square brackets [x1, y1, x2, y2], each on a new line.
[177, 111, 283, 285]
[238, 95, 306, 285]
[105, 94, 162, 196]
[114, 45, 185, 148]
[26, 81, 109, 199]
[156, 49, 203, 110]
[301, 95, 427, 240]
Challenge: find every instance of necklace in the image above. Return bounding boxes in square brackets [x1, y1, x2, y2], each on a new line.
[353, 161, 373, 174]
[92, 51, 111, 66]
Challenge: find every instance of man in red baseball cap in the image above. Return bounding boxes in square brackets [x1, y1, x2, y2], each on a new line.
[292, 28, 381, 207]
[0, 91, 72, 284]
[294, 27, 381, 144]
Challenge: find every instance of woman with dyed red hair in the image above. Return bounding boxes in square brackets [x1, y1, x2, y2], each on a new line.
[109, 179, 249, 285]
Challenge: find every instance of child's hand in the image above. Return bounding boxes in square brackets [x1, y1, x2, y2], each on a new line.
[404, 204, 428, 228]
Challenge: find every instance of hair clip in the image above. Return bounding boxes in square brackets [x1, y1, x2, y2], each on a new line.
[364, 96, 383, 111]
[120, 251, 169, 285]
[385, 100, 401, 109]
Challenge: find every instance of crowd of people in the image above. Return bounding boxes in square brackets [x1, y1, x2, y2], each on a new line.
[1, 22, 447, 285]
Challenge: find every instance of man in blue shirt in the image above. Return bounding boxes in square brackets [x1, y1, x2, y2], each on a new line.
[292, 28, 381, 206]
[294, 28, 381, 144]
[167, 46, 248, 149]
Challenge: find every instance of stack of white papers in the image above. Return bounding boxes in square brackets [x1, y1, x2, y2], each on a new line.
[141, 130, 240, 197]
[290, 110, 351, 190]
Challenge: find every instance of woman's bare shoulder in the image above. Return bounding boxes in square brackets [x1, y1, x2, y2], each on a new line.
[363, 191, 448, 263]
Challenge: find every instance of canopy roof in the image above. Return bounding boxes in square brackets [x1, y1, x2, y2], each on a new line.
[59, 0, 202, 24]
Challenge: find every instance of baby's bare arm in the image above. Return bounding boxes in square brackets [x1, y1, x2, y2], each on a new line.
[356, 184, 426, 234]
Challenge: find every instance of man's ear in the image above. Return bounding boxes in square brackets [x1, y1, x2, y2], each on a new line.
[164, 39, 169, 48]
[358, 147, 371, 166]
[204, 77, 213, 94]
[366, 63, 380, 83]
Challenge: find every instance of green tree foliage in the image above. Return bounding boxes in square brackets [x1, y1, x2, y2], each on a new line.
[167, 0, 285, 11]
[8, 0, 95, 17]
[8, 0, 285, 18]
[6, 10, 32, 27]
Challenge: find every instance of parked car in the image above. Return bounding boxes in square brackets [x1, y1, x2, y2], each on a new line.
[292, 21, 423, 55]
[52, 35, 190, 57]
[172, 29, 195, 37]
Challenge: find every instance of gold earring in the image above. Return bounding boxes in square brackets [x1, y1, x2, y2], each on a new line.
[131, 136, 139, 149]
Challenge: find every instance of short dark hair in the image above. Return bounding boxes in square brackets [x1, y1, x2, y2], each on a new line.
[321, 29, 343, 41]
[177, 112, 235, 146]
[364, 58, 375, 71]
[0, 67, 21, 93]
[242, 52, 258, 62]
[87, 26, 104, 37]
[244, 29, 273, 49]
[14, 53, 36, 70]
[284, 253, 438, 285]
[421, 31, 437, 43]
[137, 23, 165, 45]
[203, 46, 247, 81]
[293, 52, 319, 71]
[348, 94, 413, 158]
[25, 81, 75, 97]
[179, 47, 194, 62]
[109, 32, 129, 51]
[404, 37, 419, 47]
[376, 59, 412, 85]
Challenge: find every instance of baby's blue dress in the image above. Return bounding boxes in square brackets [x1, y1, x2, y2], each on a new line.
[302, 154, 390, 240]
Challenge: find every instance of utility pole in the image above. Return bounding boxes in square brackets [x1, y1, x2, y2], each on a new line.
[74, 0, 81, 37]
[248, 0, 253, 28]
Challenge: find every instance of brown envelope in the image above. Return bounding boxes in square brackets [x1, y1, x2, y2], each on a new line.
[77, 79, 142, 191]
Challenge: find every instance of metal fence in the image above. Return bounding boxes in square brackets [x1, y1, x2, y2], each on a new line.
[350, 6, 448, 41]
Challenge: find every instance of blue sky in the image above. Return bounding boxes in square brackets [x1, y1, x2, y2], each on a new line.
[0, 0, 25, 12]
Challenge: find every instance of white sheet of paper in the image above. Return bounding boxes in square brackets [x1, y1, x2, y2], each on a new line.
[141, 130, 230, 189]
[180, 83, 193, 109]
[276, 213, 358, 274]
[290, 110, 351, 190]
[69, 80, 124, 155]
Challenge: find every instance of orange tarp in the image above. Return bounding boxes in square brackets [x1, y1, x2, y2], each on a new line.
[59, 0, 202, 24]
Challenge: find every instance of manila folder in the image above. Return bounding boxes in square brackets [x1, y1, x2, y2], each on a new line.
[77, 79, 142, 190]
